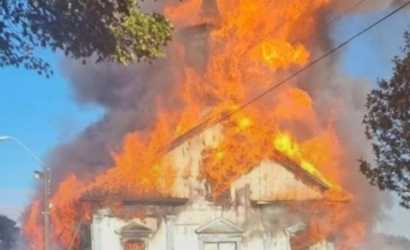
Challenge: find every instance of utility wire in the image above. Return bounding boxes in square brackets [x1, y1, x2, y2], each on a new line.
[160, 0, 410, 153]
[239, 0, 369, 88]
[235, 0, 410, 118]
[324, 0, 369, 30]
[152, 0, 410, 165]
[240, 0, 368, 59]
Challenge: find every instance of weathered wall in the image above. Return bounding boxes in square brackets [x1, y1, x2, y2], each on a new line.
[234, 160, 323, 201]
[90, 203, 334, 250]
[90, 140, 333, 250]
[91, 209, 166, 250]
[90, 201, 296, 250]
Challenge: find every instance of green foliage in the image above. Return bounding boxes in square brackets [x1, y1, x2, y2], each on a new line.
[0, 0, 173, 77]
[112, 11, 173, 65]
[360, 28, 410, 209]
[0, 215, 20, 250]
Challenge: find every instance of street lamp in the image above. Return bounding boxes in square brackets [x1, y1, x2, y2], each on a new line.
[0, 135, 51, 250]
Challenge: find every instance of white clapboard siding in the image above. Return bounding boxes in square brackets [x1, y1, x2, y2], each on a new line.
[166, 124, 223, 198]
[234, 160, 323, 202]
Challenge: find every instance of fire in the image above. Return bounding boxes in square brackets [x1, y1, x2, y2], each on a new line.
[258, 41, 309, 69]
[23, 0, 365, 249]
[274, 132, 301, 158]
[273, 132, 333, 188]
[124, 241, 145, 250]
[23, 201, 43, 249]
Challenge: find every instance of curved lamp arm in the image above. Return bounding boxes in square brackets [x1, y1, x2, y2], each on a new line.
[0, 135, 51, 250]
[0, 135, 47, 168]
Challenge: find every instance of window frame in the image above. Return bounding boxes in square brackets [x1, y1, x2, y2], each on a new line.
[198, 235, 242, 250]
[203, 241, 238, 250]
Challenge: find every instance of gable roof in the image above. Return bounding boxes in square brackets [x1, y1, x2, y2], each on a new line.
[80, 195, 188, 206]
[158, 112, 333, 192]
[115, 221, 152, 239]
[80, 110, 351, 203]
[195, 218, 244, 235]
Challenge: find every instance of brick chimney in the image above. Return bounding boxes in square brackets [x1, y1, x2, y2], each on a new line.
[180, 0, 221, 71]
[199, 0, 220, 24]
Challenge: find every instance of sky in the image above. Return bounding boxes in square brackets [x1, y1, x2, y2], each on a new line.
[0, 3, 409, 238]
[0, 51, 102, 220]
[334, 8, 410, 237]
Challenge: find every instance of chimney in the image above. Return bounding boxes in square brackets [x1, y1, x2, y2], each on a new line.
[199, 0, 220, 24]
[179, 0, 221, 71]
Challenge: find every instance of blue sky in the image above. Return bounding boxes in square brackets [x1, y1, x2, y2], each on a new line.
[335, 9, 410, 237]
[0, 4, 409, 237]
[0, 51, 102, 219]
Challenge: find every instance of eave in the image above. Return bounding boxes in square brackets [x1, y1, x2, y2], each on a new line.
[79, 196, 189, 206]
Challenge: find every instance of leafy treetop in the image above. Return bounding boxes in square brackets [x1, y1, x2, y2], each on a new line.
[0, 215, 20, 250]
[0, 0, 173, 77]
[360, 29, 410, 209]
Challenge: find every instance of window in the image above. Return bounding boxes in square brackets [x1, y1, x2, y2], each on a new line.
[204, 242, 237, 250]
[117, 222, 151, 250]
[123, 240, 145, 250]
[196, 218, 243, 250]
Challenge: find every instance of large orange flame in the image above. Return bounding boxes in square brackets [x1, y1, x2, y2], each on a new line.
[23, 0, 365, 249]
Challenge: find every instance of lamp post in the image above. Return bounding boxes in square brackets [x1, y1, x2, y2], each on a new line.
[0, 136, 51, 250]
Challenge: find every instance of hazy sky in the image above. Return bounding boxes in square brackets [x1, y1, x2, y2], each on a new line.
[0, 3, 409, 238]
[335, 8, 410, 237]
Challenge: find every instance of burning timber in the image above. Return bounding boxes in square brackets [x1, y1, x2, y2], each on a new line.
[79, 122, 351, 250]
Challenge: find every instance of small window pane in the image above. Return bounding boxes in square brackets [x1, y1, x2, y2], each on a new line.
[219, 242, 236, 250]
[204, 243, 218, 250]
[124, 240, 145, 250]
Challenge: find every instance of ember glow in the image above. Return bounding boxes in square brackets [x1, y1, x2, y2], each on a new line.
[23, 0, 368, 249]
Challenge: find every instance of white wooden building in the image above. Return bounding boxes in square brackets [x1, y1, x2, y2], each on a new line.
[80, 123, 349, 250]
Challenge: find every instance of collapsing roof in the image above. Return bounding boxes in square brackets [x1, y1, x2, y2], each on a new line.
[80, 107, 351, 204]
[157, 110, 349, 198]
[80, 196, 189, 206]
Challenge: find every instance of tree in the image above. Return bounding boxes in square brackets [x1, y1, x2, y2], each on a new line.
[0, 0, 173, 77]
[0, 215, 20, 250]
[360, 29, 410, 209]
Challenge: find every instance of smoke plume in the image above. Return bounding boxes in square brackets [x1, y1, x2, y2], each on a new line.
[361, 234, 410, 250]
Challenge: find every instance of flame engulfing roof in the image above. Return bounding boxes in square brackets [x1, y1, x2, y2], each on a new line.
[80, 196, 188, 206]
[80, 109, 351, 204]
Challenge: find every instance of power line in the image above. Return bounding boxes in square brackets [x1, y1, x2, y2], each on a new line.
[239, 0, 369, 90]
[154, 0, 410, 162]
[235, 0, 410, 117]
[240, 0, 368, 59]
[326, 0, 369, 28]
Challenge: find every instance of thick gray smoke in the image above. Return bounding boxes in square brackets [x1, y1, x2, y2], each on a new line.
[299, 0, 408, 245]
[332, 0, 410, 12]
[48, 58, 182, 185]
[360, 234, 410, 250]
[300, 56, 391, 240]
[42, 1, 184, 186]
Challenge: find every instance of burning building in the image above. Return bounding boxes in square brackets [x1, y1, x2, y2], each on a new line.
[23, 0, 379, 249]
[79, 122, 351, 250]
